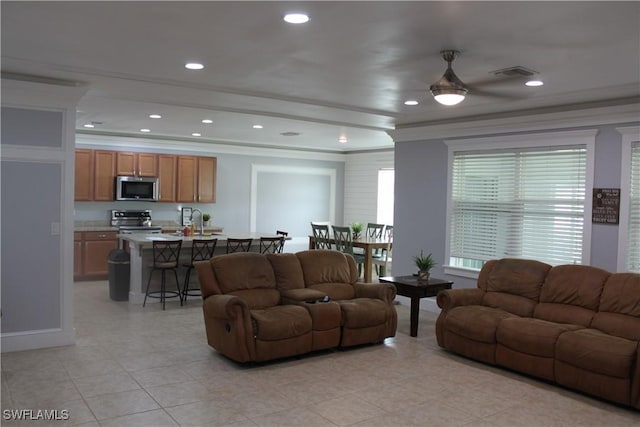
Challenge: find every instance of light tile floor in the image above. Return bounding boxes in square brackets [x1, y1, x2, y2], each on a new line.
[2, 281, 639, 426]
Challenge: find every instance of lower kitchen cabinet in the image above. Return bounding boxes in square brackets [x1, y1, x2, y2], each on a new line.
[75, 231, 118, 280]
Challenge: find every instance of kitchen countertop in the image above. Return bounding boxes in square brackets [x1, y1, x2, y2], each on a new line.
[74, 220, 223, 233]
[118, 231, 280, 246]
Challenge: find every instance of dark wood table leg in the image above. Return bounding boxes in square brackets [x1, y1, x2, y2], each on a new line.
[410, 296, 420, 337]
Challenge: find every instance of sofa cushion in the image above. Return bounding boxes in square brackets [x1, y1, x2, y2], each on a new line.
[556, 328, 637, 378]
[251, 305, 312, 340]
[280, 288, 327, 303]
[266, 253, 305, 291]
[297, 250, 357, 286]
[338, 298, 388, 328]
[591, 272, 640, 340]
[533, 264, 609, 326]
[212, 253, 276, 294]
[483, 258, 551, 317]
[497, 317, 583, 357]
[445, 305, 517, 343]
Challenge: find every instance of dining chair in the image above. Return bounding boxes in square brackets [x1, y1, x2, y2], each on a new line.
[276, 230, 288, 252]
[182, 238, 217, 303]
[226, 238, 253, 253]
[374, 225, 393, 276]
[366, 222, 386, 257]
[331, 225, 365, 277]
[260, 236, 285, 254]
[144, 240, 182, 310]
[311, 222, 332, 249]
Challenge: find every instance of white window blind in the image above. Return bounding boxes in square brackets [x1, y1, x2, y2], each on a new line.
[449, 146, 587, 269]
[627, 141, 640, 271]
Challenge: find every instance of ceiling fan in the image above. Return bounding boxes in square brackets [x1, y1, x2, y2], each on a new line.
[429, 50, 538, 106]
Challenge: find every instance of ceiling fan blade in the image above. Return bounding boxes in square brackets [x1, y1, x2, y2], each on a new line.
[468, 87, 528, 100]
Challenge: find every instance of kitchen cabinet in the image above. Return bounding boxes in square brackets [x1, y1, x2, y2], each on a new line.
[176, 155, 217, 203]
[75, 149, 94, 201]
[158, 154, 177, 202]
[76, 231, 118, 280]
[93, 150, 116, 201]
[74, 232, 83, 278]
[197, 156, 217, 202]
[116, 152, 157, 177]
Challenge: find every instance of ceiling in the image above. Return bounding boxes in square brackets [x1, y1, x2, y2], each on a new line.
[2, 1, 639, 153]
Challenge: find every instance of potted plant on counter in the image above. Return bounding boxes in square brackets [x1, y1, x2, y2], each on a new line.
[351, 222, 363, 239]
[414, 250, 436, 281]
[202, 213, 211, 227]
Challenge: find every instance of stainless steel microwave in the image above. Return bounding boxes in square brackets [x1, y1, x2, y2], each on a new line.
[115, 176, 159, 201]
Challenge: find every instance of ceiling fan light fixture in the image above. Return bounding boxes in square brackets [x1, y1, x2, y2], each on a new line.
[432, 92, 466, 106]
[430, 50, 468, 106]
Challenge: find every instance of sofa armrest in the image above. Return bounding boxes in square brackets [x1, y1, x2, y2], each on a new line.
[203, 294, 249, 320]
[354, 282, 397, 304]
[281, 288, 327, 305]
[436, 288, 485, 310]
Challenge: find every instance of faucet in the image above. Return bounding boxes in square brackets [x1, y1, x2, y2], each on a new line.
[190, 208, 204, 236]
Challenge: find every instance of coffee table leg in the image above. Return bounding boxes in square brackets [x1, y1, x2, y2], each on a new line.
[410, 297, 420, 337]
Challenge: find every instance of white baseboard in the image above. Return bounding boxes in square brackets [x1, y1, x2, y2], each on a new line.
[1, 328, 75, 353]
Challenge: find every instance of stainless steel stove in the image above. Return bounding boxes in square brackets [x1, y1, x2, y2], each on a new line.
[111, 210, 162, 234]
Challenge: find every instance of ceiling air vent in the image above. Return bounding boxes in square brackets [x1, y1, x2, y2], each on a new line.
[491, 66, 538, 77]
[280, 132, 301, 136]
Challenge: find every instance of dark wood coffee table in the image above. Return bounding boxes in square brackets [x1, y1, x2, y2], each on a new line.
[379, 275, 453, 337]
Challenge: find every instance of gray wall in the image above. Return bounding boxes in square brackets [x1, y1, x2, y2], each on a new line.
[394, 121, 639, 290]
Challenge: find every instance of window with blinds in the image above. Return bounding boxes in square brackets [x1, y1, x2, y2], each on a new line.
[449, 146, 587, 269]
[627, 141, 640, 271]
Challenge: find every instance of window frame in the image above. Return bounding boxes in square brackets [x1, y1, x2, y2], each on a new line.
[444, 129, 597, 279]
[616, 126, 640, 272]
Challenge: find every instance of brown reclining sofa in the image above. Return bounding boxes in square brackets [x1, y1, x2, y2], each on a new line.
[195, 249, 397, 363]
[436, 258, 640, 409]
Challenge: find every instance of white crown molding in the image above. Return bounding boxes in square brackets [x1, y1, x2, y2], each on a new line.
[388, 102, 640, 143]
[75, 133, 347, 162]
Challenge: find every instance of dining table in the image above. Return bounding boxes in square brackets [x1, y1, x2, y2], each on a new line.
[308, 234, 392, 283]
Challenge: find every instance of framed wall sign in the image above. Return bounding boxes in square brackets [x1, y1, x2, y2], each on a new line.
[592, 188, 620, 225]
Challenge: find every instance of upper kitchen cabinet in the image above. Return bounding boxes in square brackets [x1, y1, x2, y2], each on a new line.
[158, 154, 177, 202]
[93, 150, 116, 201]
[177, 155, 217, 203]
[197, 156, 217, 202]
[75, 149, 94, 201]
[116, 152, 157, 177]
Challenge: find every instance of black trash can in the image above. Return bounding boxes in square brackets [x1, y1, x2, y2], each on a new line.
[108, 249, 130, 301]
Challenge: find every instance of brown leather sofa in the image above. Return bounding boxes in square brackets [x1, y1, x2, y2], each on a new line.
[195, 249, 397, 363]
[436, 258, 640, 409]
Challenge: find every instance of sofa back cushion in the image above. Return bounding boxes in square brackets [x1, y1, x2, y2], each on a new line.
[591, 273, 640, 340]
[482, 258, 551, 317]
[210, 252, 280, 309]
[266, 253, 305, 291]
[296, 250, 357, 300]
[534, 265, 609, 326]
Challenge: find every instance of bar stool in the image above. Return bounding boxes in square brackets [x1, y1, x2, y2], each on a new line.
[259, 236, 284, 254]
[182, 239, 217, 303]
[143, 240, 182, 310]
[226, 238, 253, 253]
[276, 230, 288, 253]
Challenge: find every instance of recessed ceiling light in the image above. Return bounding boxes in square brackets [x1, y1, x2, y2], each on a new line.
[284, 13, 309, 24]
[83, 123, 95, 128]
[149, 114, 162, 119]
[185, 62, 204, 70]
[140, 128, 151, 133]
[338, 136, 348, 144]
[404, 100, 419, 106]
[252, 124, 263, 129]
[525, 80, 544, 87]
[201, 119, 213, 124]
[191, 132, 201, 137]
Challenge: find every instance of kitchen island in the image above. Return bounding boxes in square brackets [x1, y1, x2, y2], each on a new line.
[118, 232, 284, 304]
